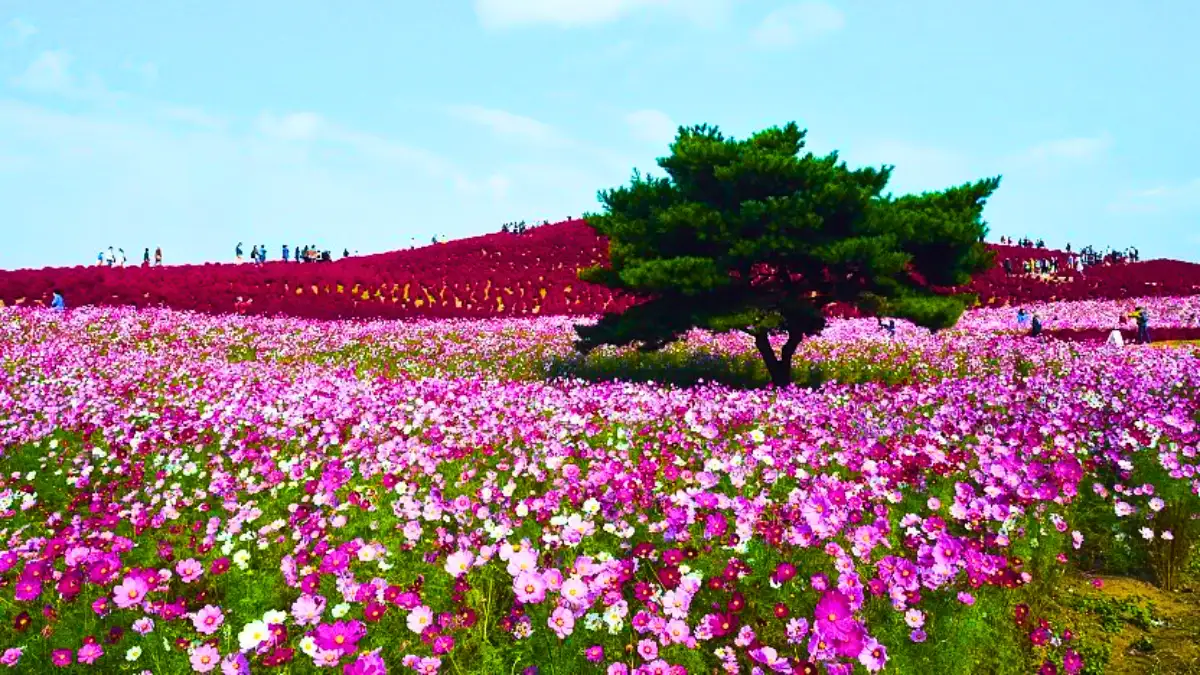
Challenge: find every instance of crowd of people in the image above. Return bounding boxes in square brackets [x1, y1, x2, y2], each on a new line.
[1011, 305, 1153, 345]
[96, 246, 163, 267]
[500, 219, 553, 235]
[236, 243, 355, 264]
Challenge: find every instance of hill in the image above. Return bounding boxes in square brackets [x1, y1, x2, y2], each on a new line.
[2, 219, 1199, 318]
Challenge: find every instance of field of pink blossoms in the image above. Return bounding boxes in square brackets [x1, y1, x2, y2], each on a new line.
[0, 303, 1198, 674]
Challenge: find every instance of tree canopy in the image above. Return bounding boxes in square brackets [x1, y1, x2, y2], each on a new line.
[575, 122, 999, 386]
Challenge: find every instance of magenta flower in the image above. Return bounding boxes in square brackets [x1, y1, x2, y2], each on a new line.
[13, 577, 41, 602]
[584, 645, 604, 663]
[344, 650, 388, 675]
[814, 590, 856, 641]
[221, 653, 250, 675]
[313, 620, 365, 655]
[77, 643, 103, 665]
[51, 649, 72, 667]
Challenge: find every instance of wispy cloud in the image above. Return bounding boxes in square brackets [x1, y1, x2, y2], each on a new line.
[447, 105, 571, 148]
[6, 18, 37, 45]
[625, 109, 677, 146]
[1107, 177, 1200, 214]
[1024, 133, 1112, 163]
[752, 2, 845, 50]
[473, 0, 733, 30]
[257, 111, 324, 141]
[11, 50, 116, 102]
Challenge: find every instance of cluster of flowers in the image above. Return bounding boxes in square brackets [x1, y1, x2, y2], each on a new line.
[0, 304, 1197, 672]
[4, 222, 1199, 321]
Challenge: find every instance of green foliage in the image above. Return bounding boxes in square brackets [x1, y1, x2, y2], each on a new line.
[578, 121, 1000, 385]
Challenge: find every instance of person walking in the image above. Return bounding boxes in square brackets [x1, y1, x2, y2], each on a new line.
[259, 245, 266, 264]
[143, 248, 151, 267]
[155, 247, 163, 266]
[236, 242, 244, 262]
[50, 289, 65, 312]
[250, 245, 259, 264]
[1030, 314, 1042, 338]
[117, 248, 127, 267]
[294, 245, 301, 263]
[283, 244, 290, 262]
[1017, 308, 1028, 330]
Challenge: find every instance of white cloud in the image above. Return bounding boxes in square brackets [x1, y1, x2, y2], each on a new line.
[448, 105, 570, 148]
[13, 50, 73, 91]
[474, 0, 732, 30]
[257, 111, 325, 141]
[752, 2, 845, 49]
[1025, 134, 1112, 163]
[625, 109, 677, 146]
[12, 50, 115, 101]
[6, 18, 37, 44]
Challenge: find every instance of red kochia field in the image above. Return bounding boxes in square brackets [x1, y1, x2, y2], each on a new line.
[2, 220, 1200, 318]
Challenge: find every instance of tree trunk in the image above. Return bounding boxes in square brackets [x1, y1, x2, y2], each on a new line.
[754, 331, 803, 387]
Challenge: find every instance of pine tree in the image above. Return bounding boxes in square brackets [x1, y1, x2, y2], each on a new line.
[577, 122, 999, 386]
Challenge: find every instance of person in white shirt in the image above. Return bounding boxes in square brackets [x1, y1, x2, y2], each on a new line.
[1106, 327, 1125, 347]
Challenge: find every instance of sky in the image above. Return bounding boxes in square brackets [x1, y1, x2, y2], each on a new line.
[1, 0, 1198, 269]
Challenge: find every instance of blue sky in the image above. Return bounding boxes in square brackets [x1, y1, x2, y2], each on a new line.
[2, 0, 1198, 269]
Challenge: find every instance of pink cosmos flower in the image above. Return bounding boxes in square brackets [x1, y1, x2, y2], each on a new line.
[51, 649, 73, 667]
[192, 605, 225, 635]
[176, 558, 204, 583]
[549, 607, 575, 639]
[113, 575, 149, 609]
[133, 618, 155, 635]
[513, 571, 547, 604]
[636, 638, 658, 661]
[291, 594, 326, 626]
[859, 638, 888, 672]
[406, 606, 434, 635]
[0, 648, 22, 667]
[190, 644, 220, 673]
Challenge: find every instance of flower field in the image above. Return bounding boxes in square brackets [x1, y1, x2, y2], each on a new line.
[3, 221, 1200, 322]
[1, 301, 1198, 674]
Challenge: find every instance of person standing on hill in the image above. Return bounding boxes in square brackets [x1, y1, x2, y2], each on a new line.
[50, 289, 65, 312]
[250, 245, 259, 264]
[1132, 307, 1151, 344]
[143, 248, 150, 267]
[117, 248, 127, 267]
[1030, 314, 1042, 337]
[294, 245, 300, 262]
[283, 244, 290, 262]
[236, 242, 244, 262]
[155, 247, 163, 266]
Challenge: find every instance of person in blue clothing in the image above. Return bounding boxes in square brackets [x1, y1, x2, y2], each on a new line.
[1017, 308, 1028, 329]
[50, 289, 65, 311]
[283, 244, 290, 262]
